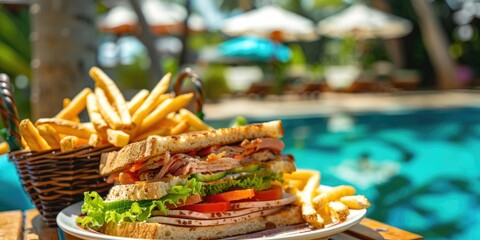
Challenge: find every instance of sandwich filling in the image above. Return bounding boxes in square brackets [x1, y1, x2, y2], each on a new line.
[108, 138, 288, 184]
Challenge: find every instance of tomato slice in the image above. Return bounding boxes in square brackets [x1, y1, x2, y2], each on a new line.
[177, 201, 231, 213]
[129, 161, 144, 172]
[167, 194, 202, 209]
[118, 171, 139, 184]
[205, 189, 255, 202]
[252, 185, 283, 201]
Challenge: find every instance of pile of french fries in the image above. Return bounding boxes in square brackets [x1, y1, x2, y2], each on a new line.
[16, 66, 213, 153]
[283, 170, 371, 229]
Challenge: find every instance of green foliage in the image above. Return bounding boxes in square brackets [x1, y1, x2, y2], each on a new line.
[202, 64, 230, 101]
[313, 0, 345, 8]
[0, 6, 31, 78]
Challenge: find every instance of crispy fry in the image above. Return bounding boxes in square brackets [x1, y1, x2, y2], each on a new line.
[21, 137, 28, 148]
[340, 195, 371, 209]
[95, 88, 122, 129]
[131, 116, 177, 141]
[132, 73, 171, 131]
[89, 67, 131, 127]
[132, 128, 170, 142]
[284, 169, 320, 191]
[0, 142, 9, 155]
[170, 119, 189, 135]
[88, 133, 102, 147]
[86, 92, 108, 132]
[127, 89, 149, 115]
[138, 93, 194, 133]
[19, 119, 50, 152]
[317, 204, 333, 225]
[107, 129, 130, 147]
[62, 98, 80, 122]
[298, 170, 324, 229]
[36, 124, 61, 149]
[55, 88, 91, 121]
[312, 185, 356, 210]
[60, 136, 79, 152]
[155, 94, 172, 108]
[179, 108, 213, 131]
[328, 201, 350, 223]
[35, 118, 95, 139]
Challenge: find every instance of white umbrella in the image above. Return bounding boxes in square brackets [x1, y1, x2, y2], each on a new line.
[318, 4, 412, 39]
[221, 5, 318, 41]
[98, 0, 206, 35]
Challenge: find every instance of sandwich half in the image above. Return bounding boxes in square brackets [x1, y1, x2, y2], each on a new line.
[77, 120, 304, 239]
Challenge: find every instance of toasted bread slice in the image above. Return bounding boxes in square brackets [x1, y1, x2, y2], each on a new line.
[100, 120, 284, 176]
[100, 205, 303, 240]
[105, 176, 188, 201]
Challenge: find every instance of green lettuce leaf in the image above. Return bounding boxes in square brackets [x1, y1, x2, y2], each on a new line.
[76, 178, 202, 230]
[201, 172, 283, 196]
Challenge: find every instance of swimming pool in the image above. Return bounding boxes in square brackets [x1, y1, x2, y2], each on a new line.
[209, 107, 480, 240]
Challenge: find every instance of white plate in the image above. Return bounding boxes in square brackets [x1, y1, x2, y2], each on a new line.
[57, 190, 366, 240]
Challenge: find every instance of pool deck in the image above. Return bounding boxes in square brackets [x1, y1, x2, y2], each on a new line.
[203, 90, 480, 120]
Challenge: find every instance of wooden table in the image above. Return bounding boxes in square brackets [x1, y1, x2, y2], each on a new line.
[0, 210, 423, 240]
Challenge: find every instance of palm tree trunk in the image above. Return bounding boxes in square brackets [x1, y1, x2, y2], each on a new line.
[372, 0, 406, 67]
[30, 0, 96, 119]
[411, 0, 459, 89]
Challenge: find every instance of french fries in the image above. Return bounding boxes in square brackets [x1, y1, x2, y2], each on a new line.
[170, 119, 189, 135]
[55, 88, 91, 121]
[35, 118, 95, 139]
[88, 133, 102, 147]
[86, 93, 108, 133]
[37, 125, 61, 149]
[283, 170, 371, 229]
[340, 195, 372, 209]
[89, 67, 131, 127]
[0, 142, 9, 155]
[19, 119, 50, 152]
[179, 108, 213, 131]
[127, 89, 149, 115]
[95, 88, 122, 129]
[312, 185, 356, 210]
[60, 136, 88, 152]
[298, 170, 324, 229]
[18, 66, 213, 153]
[328, 201, 350, 223]
[62, 98, 80, 123]
[107, 129, 130, 147]
[132, 73, 171, 131]
[138, 93, 194, 133]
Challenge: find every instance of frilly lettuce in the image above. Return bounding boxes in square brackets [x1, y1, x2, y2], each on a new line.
[76, 178, 202, 230]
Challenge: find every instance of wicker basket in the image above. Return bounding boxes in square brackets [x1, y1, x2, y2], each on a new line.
[0, 68, 205, 227]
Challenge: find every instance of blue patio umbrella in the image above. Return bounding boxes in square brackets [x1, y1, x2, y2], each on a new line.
[219, 36, 292, 63]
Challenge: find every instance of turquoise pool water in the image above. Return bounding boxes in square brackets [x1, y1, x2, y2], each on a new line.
[210, 107, 480, 240]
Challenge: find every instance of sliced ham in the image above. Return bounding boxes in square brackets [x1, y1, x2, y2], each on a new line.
[124, 138, 286, 182]
[147, 207, 282, 226]
[151, 207, 273, 219]
[257, 138, 284, 154]
[189, 158, 242, 174]
[231, 193, 297, 210]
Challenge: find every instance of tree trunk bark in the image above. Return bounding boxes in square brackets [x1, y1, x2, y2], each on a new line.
[372, 0, 406, 68]
[411, 0, 459, 89]
[30, 0, 96, 119]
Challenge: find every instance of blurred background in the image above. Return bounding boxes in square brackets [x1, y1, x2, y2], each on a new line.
[1, 0, 480, 239]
